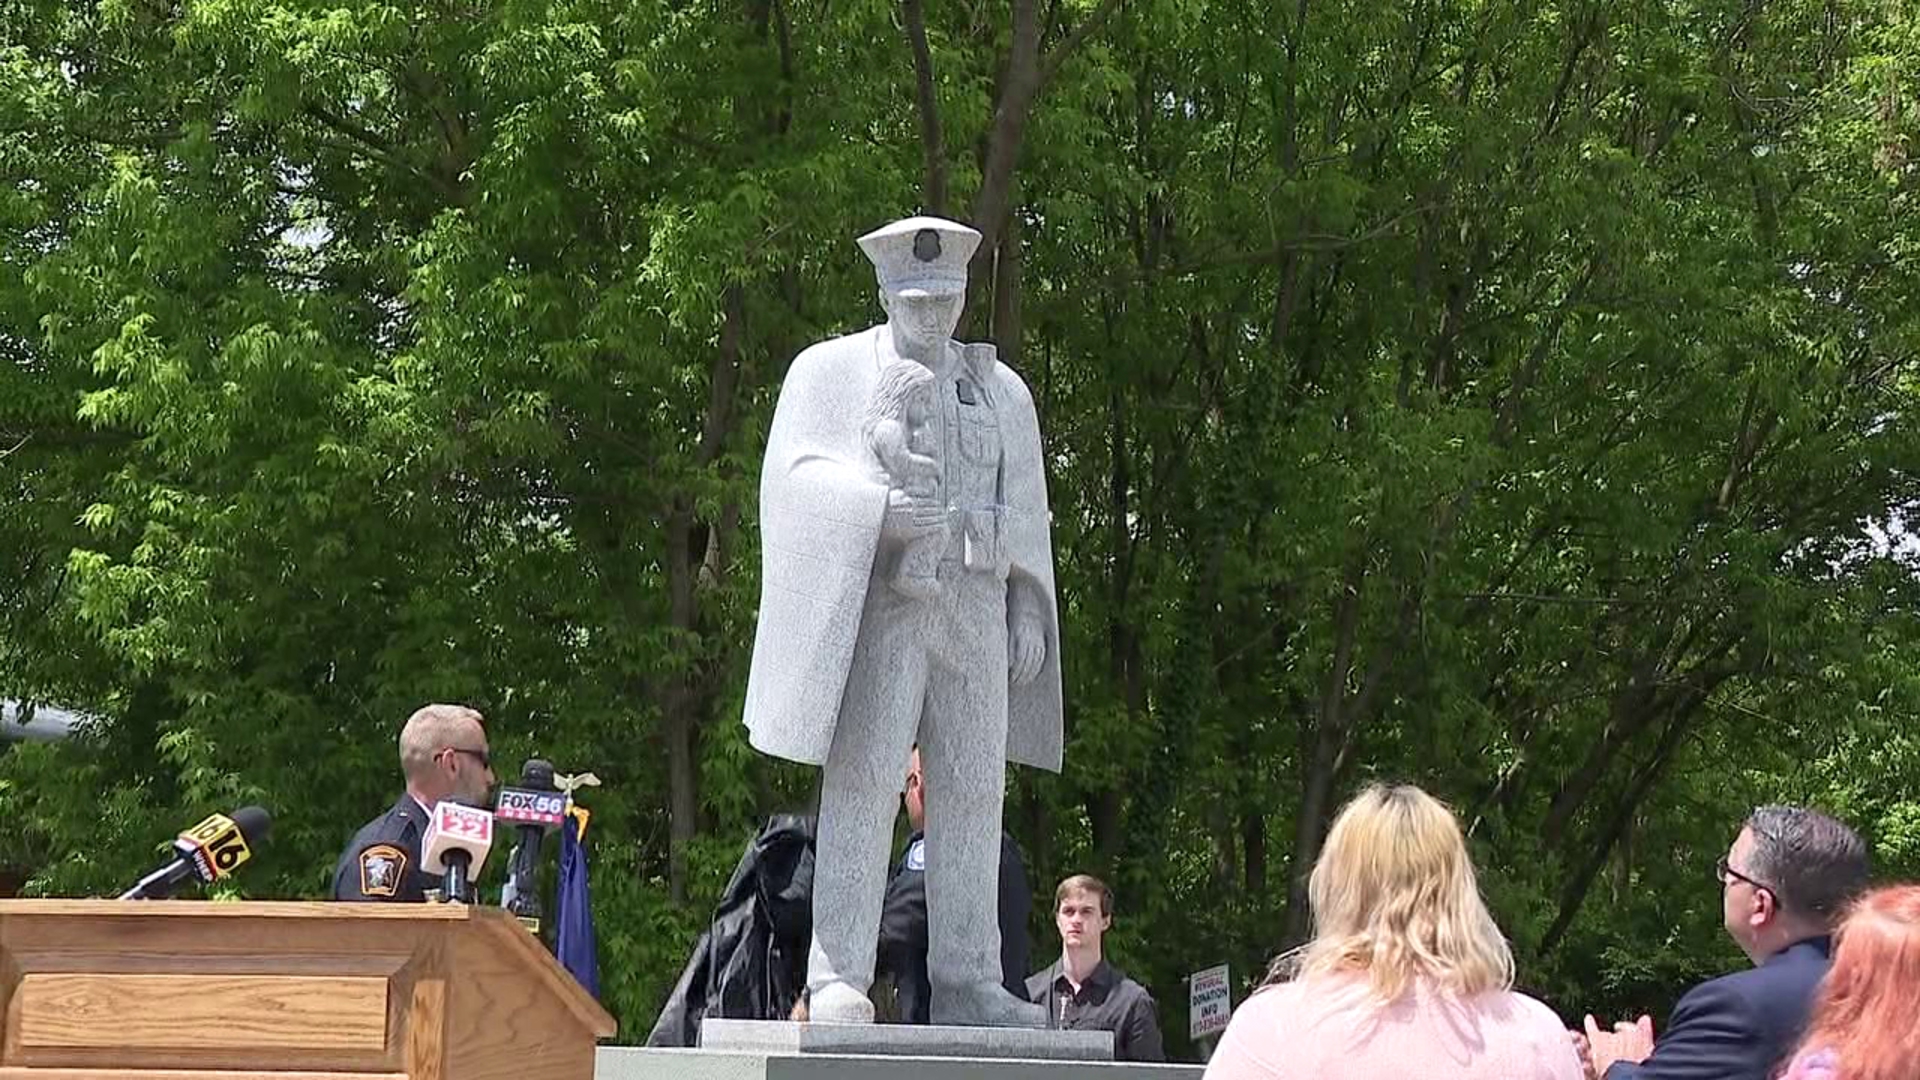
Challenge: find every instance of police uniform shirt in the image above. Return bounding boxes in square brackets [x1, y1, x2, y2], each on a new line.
[1026, 959, 1166, 1062]
[331, 795, 434, 902]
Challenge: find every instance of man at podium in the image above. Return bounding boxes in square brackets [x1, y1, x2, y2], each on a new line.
[331, 703, 496, 902]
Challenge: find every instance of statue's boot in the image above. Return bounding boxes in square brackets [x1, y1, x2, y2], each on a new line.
[808, 979, 876, 1024]
[930, 980, 1047, 1028]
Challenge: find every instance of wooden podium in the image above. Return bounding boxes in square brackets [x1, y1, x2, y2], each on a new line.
[0, 900, 615, 1080]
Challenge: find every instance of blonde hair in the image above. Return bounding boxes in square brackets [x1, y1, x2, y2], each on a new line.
[398, 704, 485, 779]
[1291, 783, 1514, 1001]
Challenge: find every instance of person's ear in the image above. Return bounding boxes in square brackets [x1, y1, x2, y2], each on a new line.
[1750, 887, 1775, 928]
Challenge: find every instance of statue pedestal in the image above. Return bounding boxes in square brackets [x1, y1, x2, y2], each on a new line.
[599, 1021, 1206, 1079]
[702, 1018, 1112, 1060]
[598, 1044, 1204, 1080]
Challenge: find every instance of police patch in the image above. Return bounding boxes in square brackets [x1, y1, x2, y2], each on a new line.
[359, 844, 406, 897]
[913, 228, 941, 262]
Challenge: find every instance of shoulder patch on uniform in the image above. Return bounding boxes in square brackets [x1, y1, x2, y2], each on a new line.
[906, 838, 926, 871]
[360, 844, 407, 898]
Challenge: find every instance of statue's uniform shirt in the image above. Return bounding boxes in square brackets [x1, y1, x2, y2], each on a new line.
[330, 795, 434, 902]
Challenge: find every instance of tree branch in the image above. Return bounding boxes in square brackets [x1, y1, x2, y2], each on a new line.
[301, 103, 453, 197]
[1040, 0, 1125, 86]
[1452, 591, 1654, 607]
[969, 0, 1044, 259]
[1145, 202, 1443, 280]
[900, 0, 948, 214]
[1540, 701, 1701, 953]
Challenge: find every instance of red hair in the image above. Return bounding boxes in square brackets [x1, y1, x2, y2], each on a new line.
[1788, 885, 1920, 1080]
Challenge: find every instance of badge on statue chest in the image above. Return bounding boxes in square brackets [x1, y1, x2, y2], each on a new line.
[956, 378, 977, 406]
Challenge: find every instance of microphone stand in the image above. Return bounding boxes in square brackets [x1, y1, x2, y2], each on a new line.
[441, 851, 474, 904]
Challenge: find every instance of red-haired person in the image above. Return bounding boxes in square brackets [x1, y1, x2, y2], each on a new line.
[1778, 885, 1920, 1080]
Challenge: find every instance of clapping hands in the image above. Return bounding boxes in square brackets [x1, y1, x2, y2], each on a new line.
[1571, 1013, 1655, 1079]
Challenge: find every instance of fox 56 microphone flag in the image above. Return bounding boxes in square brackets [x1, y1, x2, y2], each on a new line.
[556, 805, 598, 999]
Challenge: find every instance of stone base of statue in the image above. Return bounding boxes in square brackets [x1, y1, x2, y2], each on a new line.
[596, 1029, 1206, 1080]
[700, 1019, 1112, 1059]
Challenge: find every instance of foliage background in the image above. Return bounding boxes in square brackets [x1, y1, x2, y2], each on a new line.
[4, 0, 1917, 1055]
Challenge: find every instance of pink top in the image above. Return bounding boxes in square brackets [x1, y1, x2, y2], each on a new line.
[1202, 975, 1583, 1080]
[1780, 1047, 1839, 1080]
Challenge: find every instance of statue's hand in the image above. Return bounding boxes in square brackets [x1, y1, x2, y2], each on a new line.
[1009, 612, 1045, 686]
[882, 488, 946, 542]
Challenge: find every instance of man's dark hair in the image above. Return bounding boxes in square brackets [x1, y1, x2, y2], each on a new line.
[1744, 805, 1870, 921]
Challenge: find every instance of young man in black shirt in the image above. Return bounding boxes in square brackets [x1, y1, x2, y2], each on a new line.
[1027, 874, 1164, 1061]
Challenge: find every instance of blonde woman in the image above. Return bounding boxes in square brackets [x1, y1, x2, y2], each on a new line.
[1203, 784, 1581, 1080]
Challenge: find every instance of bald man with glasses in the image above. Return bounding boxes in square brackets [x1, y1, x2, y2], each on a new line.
[1577, 805, 1869, 1080]
[331, 703, 497, 902]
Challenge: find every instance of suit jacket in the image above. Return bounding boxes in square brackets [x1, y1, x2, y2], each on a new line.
[1605, 936, 1832, 1080]
[743, 326, 1063, 772]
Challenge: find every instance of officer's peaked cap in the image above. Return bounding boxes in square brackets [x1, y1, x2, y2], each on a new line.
[857, 216, 981, 296]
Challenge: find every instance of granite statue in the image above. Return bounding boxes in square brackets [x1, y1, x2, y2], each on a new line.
[742, 215, 1064, 1028]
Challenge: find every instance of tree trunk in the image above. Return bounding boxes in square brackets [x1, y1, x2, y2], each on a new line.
[661, 506, 703, 905]
[1283, 721, 1345, 944]
[1242, 808, 1268, 896]
[991, 215, 1024, 365]
[659, 286, 747, 903]
[901, 0, 947, 214]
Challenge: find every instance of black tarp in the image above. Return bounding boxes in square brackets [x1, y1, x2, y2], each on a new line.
[645, 815, 816, 1046]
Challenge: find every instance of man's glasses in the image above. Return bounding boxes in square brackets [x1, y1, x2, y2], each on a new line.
[1715, 856, 1773, 895]
[443, 746, 491, 769]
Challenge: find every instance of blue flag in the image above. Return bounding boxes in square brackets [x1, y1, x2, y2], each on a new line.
[556, 805, 599, 998]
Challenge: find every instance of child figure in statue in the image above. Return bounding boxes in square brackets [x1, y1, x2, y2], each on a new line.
[863, 359, 944, 601]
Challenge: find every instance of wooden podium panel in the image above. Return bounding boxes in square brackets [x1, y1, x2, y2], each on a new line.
[0, 901, 614, 1080]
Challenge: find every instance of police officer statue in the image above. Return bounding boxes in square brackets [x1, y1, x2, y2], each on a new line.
[743, 216, 1063, 1027]
[331, 703, 496, 902]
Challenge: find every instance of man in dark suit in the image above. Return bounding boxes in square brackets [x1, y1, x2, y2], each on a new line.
[1581, 805, 1869, 1080]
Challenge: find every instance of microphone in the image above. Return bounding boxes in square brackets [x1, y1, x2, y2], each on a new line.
[496, 759, 566, 931]
[118, 806, 272, 900]
[420, 800, 494, 904]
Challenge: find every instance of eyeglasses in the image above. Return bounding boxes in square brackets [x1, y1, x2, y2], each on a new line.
[442, 746, 491, 769]
[1716, 856, 1774, 895]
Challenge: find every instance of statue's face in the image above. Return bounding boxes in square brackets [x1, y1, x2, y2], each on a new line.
[881, 289, 964, 356]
